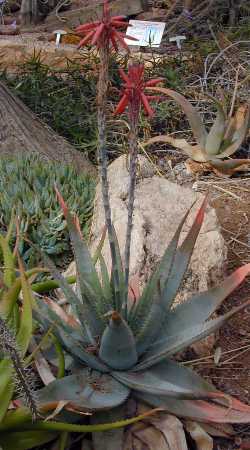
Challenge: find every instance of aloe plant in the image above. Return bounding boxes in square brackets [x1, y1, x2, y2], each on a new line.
[0, 225, 154, 450]
[27, 2, 250, 445]
[144, 87, 250, 175]
[31, 193, 250, 433]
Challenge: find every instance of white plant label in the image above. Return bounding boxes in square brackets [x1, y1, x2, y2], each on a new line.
[125, 20, 166, 47]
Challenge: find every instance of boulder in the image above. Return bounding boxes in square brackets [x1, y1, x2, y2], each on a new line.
[65, 155, 227, 305]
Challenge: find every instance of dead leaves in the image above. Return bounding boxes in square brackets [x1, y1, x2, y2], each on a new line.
[185, 158, 250, 177]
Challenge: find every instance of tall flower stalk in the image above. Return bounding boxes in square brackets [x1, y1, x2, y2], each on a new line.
[76, 0, 133, 311]
[114, 65, 163, 315]
[76, 1, 162, 314]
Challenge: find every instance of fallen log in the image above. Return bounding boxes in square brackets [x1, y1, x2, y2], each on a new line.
[0, 81, 95, 175]
[43, 0, 149, 31]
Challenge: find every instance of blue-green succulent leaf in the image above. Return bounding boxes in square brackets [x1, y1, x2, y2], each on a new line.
[205, 97, 226, 155]
[35, 298, 88, 344]
[56, 190, 108, 334]
[99, 254, 112, 299]
[155, 263, 250, 344]
[40, 251, 102, 340]
[132, 208, 191, 348]
[110, 225, 125, 312]
[34, 306, 108, 373]
[113, 360, 216, 400]
[56, 328, 109, 372]
[135, 198, 207, 355]
[135, 391, 250, 423]
[134, 300, 250, 371]
[37, 371, 130, 412]
[99, 312, 137, 370]
[56, 189, 102, 296]
[159, 196, 207, 312]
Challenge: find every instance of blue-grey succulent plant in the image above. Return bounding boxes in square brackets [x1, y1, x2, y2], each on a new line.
[35, 193, 250, 423]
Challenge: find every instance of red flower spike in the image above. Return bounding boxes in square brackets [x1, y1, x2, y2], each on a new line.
[75, 0, 134, 52]
[115, 94, 129, 115]
[140, 92, 154, 117]
[77, 30, 95, 48]
[76, 22, 100, 32]
[114, 64, 164, 118]
[145, 78, 165, 87]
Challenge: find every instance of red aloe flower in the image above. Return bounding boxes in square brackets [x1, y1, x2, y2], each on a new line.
[114, 64, 164, 118]
[75, 0, 136, 51]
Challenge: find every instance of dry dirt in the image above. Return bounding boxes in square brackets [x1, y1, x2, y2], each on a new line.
[185, 178, 250, 449]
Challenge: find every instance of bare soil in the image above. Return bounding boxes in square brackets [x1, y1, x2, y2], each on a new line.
[186, 178, 250, 449]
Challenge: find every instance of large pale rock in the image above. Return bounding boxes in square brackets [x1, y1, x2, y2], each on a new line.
[66, 155, 227, 305]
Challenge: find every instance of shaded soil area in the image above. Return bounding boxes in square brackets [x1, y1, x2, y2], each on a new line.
[185, 180, 250, 449]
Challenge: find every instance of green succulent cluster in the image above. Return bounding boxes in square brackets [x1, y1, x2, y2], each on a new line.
[35, 194, 250, 421]
[0, 154, 95, 267]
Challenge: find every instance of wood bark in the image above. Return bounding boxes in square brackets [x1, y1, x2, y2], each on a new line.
[0, 81, 95, 175]
[43, 0, 148, 31]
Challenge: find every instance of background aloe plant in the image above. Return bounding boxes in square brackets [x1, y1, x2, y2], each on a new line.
[144, 87, 250, 175]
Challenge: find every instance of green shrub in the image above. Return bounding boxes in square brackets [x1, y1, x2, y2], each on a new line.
[0, 154, 95, 267]
[1, 55, 98, 159]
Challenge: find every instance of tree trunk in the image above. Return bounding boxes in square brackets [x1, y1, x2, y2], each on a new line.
[0, 81, 95, 175]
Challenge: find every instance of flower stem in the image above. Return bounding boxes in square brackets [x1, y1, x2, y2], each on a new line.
[97, 43, 121, 312]
[124, 93, 140, 317]
[124, 119, 138, 317]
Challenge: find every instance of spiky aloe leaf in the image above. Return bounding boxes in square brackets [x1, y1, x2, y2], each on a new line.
[99, 312, 137, 370]
[159, 196, 207, 309]
[155, 263, 250, 343]
[147, 87, 208, 148]
[34, 305, 108, 373]
[131, 207, 191, 336]
[135, 197, 207, 355]
[16, 256, 33, 356]
[0, 234, 15, 288]
[56, 188, 103, 297]
[37, 371, 130, 412]
[110, 225, 126, 312]
[144, 136, 207, 162]
[35, 297, 87, 344]
[209, 159, 250, 176]
[0, 268, 45, 319]
[134, 299, 250, 371]
[224, 103, 250, 142]
[56, 189, 109, 334]
[40, 251, 100, 343]
[99, 253, 113, 301]
[205, 98, 226, 155]
[113, 360, 220, 400]
[217, 103, 250, 159]
[0, 359, 14, 422]
[135, 391, 250, 424]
